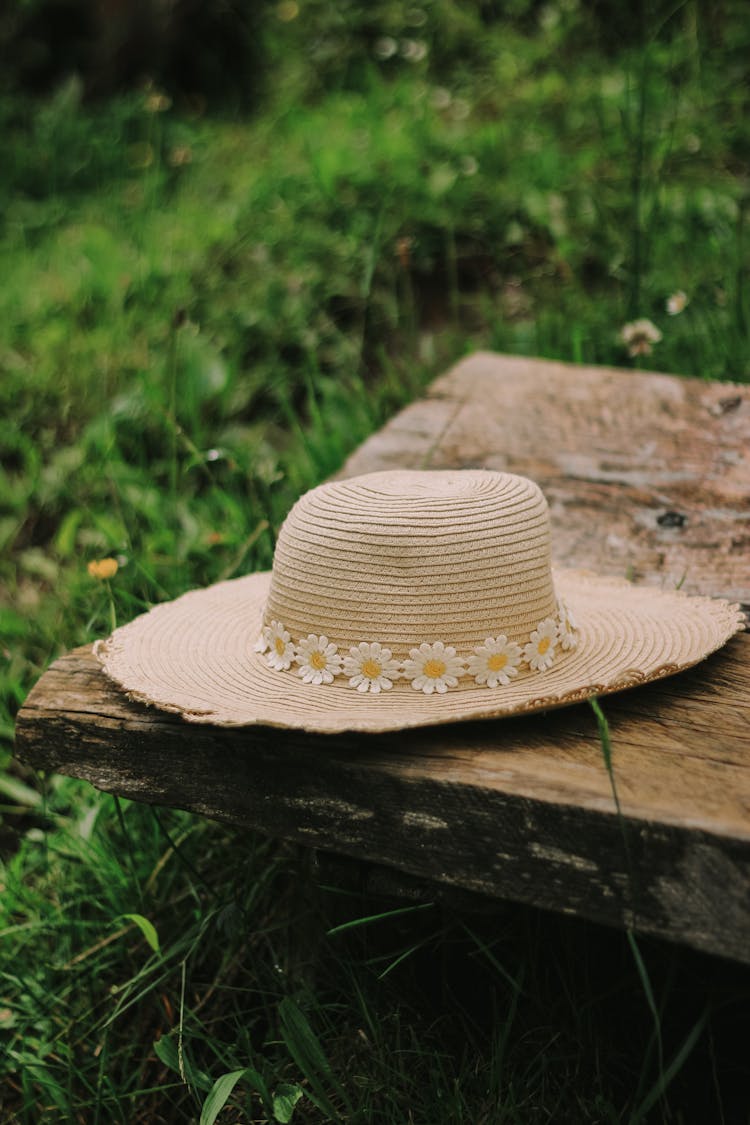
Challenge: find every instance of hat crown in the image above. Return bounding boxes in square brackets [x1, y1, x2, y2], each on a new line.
[264, 469, 558, 652]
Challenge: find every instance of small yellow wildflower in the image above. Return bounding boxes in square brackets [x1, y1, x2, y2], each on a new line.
[88, 558, 118, 580]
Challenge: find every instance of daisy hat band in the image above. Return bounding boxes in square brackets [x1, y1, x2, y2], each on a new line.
[95, 469, 744, 733]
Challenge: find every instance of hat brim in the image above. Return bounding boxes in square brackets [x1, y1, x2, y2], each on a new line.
[94, 569, 744, 733]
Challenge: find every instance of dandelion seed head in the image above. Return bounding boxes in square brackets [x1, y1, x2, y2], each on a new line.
[619, 318, 662, 357]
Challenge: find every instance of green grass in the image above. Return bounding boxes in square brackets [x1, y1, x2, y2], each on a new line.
[3, 792, 749, 1124]
[3, 2, 750, 1120]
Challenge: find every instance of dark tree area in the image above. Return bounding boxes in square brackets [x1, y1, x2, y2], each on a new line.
[0, 0, 267, 105]
[2, 0, 748, 107]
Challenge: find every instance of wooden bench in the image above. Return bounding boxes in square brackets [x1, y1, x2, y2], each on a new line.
[15, 353, 750, 963]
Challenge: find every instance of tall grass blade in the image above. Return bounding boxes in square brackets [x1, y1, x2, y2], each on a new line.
[630, 1008, 709, 1123]
[326, 900, 433, 936]
[627, 929, 665, 1102]
[589, 696, 638, 921]
[278, 995, 348, 1120]
[376, 941, 424, 980]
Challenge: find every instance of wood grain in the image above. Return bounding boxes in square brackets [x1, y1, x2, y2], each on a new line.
[341, 353, 750, 608]
[16, 634, 750, 963]
[14, 353, 750, 963]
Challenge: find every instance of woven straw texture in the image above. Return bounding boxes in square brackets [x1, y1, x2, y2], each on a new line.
[95, 470, 745, 732]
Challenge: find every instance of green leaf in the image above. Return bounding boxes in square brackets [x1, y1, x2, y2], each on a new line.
[122, 912, 160, 953]
[195, 1066, 274, 1123]
[199, 1069, 248, 1125]
[153, 1034, 180, 1072]
[273, 1082, 304, 1123]
[152, 1034, 213, 1092]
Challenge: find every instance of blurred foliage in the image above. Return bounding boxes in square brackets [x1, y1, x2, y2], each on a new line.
[1, 3, 750, 1119]
[1, 0, 749, 747]
[0, 0, 748, 738]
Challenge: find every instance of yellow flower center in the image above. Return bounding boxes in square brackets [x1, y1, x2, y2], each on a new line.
[423, 658, 446, 679]
[310, 650, 327, 670]
[87, 557, 118, 580]
[538, 637, 551, 655]
[274, 636, 286, 655]
[362, 658, 382, 679]
[487, 652, 508, 672]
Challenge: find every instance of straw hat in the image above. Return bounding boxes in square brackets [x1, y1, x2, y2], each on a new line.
[95, 469, 744, 733]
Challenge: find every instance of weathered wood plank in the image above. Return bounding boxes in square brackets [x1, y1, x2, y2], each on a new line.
[16, 635, 750, 963]
[14, 353, 750, 964]
[341, 353, 750, 607]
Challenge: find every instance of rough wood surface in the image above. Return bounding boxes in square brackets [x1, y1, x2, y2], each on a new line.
[15, 638, 750, 962]
[14, 352, 750, 963]
[341, 352, 750, 608]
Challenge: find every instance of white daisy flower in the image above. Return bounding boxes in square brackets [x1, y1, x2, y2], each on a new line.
[403, 641, 465, 695]
[557, 601, 579, 651]
[253, 630, 269, 654]
[467, 635, 523, 687]
[264, 620, 295, 670]
[295, 634, 342, 685]
[524, 618, 558, 671]
[343, 642, 401, 694]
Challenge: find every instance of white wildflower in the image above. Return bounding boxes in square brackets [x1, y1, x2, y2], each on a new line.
[404, 641, 464, 695]
[666, 291, 688, 316]
[264, 620, 295, 671]
[295, 634, 342, 685]
[524, 618, 558, 672]
[343, 642, 401, 693]
[467, 636, 523, 687]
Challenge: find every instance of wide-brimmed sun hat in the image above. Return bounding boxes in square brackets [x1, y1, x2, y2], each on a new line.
[95, 469, 744, 733]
